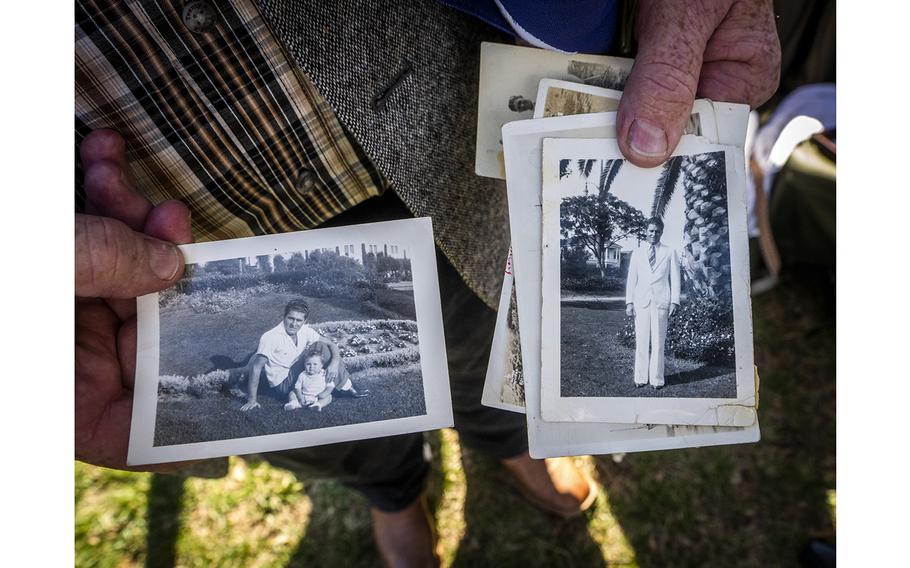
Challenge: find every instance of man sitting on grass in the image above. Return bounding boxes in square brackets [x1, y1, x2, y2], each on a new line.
[240, 299, 365, 412]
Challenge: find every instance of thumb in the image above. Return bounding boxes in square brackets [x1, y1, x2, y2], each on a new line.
[76, 213, 185, 299]
[616, 0, 726, 168]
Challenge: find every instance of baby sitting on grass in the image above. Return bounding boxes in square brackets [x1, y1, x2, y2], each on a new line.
[285, 351, 366, 411]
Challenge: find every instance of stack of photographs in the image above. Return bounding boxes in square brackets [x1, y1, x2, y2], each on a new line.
[478, 43, 760, 458]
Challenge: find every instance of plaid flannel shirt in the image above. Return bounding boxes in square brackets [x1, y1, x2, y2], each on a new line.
[75, 0, 388, 241]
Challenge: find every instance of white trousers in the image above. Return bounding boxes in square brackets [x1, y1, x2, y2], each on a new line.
[633, 304, 669, 386]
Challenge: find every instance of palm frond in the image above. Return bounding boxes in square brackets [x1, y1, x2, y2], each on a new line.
[559, 159, 571, 179]
[599, 159, 623, 195]
[650, 156, 683, 219]
[577, 159, 595, 179]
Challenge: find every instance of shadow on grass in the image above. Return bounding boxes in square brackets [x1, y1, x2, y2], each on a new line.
[145, 474, 185, 568]
[281, 432, 446, 568]
[205, 353, 253, 374]
[448, 447, 605, 567]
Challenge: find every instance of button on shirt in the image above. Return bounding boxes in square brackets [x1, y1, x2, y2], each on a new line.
[256, 323, 322, 386]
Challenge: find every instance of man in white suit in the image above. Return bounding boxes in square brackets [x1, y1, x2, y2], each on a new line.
[625, 217, 680, 389]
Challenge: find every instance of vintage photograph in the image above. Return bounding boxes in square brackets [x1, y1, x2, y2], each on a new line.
[128, 219, 453, 465]
[482, 250, 525, 412]
[534, 79, 709, 140]
[539, 137, 756, 426]
[476, 42, 632, 178]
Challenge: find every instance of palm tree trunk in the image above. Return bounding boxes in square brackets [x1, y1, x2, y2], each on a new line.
[679, 152, 731, 301]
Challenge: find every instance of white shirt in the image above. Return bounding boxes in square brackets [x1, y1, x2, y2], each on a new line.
[256, 322, 322, 386]
[296, 368, 330, 397]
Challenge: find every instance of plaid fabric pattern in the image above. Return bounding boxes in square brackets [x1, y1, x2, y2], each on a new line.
[75, 0, 387, 240]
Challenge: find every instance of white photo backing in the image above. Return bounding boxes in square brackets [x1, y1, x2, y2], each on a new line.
[540, 137, 757, 426]
[128, 218, 453, 465]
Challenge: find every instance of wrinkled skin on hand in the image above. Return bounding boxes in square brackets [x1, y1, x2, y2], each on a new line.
[617, 0, 781, 167]
[75, 129, 194, 472]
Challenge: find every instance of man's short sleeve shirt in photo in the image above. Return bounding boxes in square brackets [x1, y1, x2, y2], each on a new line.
[256, 323, 323, 386]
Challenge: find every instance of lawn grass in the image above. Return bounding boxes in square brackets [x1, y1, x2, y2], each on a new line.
[561, 301, 736, 398]
[154, 365, 427, 445]
[76, 266, 835, 566]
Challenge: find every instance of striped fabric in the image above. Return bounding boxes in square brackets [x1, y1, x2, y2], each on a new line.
[75, 0, 388, 241]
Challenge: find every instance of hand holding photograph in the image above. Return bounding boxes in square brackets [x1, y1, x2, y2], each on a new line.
[533, 79, 709, 140]
[127, 218, 452, 465]
[540, 137, 757, 426]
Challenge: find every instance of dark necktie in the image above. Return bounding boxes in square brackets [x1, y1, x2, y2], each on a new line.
[649, 245, 656, 270]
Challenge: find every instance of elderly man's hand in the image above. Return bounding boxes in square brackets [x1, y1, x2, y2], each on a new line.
[617, 0, 781, 167]
[75, 130, 193, 472]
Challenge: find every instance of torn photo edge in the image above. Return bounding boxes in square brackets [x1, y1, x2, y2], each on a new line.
[481, 248, 526, 413]
[127, 218, 453, 465]
[501, 106, 758, 459]
[475, 41, 633, 179]
[539, 137, 757, 427]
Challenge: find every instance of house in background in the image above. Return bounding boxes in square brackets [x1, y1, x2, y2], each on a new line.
[338, 242, 408, 266]
[583, 243, 623, 269]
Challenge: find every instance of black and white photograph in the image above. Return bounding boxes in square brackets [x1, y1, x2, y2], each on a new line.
[540, 137, 756, 426]
[127, 219, 453, 465]
[475, 42, 632, 178]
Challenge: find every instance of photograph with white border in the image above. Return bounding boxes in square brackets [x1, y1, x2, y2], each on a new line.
[501, 111, 758, 458]
[540, 137, 757, 426]
[127, 218, 452, 465]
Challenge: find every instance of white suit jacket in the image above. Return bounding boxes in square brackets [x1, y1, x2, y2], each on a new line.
[625, 243, 681, 309]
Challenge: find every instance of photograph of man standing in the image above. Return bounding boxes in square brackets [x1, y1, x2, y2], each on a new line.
[625, 218, 680, 390]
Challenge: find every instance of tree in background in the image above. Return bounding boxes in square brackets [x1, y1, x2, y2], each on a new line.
[287, 252, 306, 272]
[559, 158, 646, 280]
[256, 254, 272, 274]
[560, 238, 593, 279]
[272, 254, 288, 273]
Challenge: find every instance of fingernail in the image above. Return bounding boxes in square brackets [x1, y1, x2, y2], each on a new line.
[629, 118, 668, 157]
[145, 236, 181, 280]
